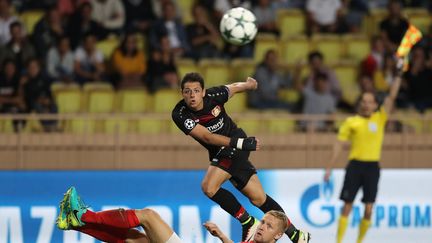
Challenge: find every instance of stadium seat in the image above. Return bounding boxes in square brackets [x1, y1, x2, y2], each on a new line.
[136, 33, 148, 51]
[332, 62, 360, 106]
[19, 10, 44, 34]
[278, 88, 301, 104]
[225, 92, 248, 113]
[267, 118, 296, 134]
[236, 119, 261, 134]
[87, 90, 115, 113]
[96, 36, 120, 59]
[311, 34, 343, 63]
[176, 58, 199, 80]
[137, 118, 165, 134]
[408, 13, 431, 33]
[51, 82, 80, 97]
[55, 89, 82, 114]
[280, 36, 310, 65]
[343, 34, 370, 62]
[0, 119, 15, 133]
[82, 82, 114, 111]
[276, 9, 306, 39]
[117, 89, 151, 113]
[199, 58, 231, 87]
[65, 119, 96, 134]
[177, 0, 194, 24]
[230, 58, 256, 82]
[368, 8, 388, 36]
[153, 89, 181, 113]
[254, 34, 280, 63]
[104, 118, 130, 134]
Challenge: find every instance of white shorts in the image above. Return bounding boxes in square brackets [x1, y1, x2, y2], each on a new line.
[166, 232, 182, 243]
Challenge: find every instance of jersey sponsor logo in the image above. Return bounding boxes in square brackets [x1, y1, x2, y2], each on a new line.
[211, 105, 221, 117]
[184, 119, 196, 130]
[207, 118, 224, 133]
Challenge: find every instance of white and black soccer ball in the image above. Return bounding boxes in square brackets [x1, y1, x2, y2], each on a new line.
[219, 7, 258, 46]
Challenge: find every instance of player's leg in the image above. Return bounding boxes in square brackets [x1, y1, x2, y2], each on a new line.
[77, 224, 149, 243]
[240, 174, 310, 243]
[134, 208, 182, 243]
[357, 162, 380, 243]
[202, 165, 253, 225]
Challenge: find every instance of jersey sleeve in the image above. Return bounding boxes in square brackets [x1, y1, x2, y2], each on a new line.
[206, 86, 229, 104]
[337, 118, 352, 141]
[171, 106, 197, 135]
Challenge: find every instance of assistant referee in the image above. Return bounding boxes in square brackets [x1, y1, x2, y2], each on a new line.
[324, 58, 403, 243]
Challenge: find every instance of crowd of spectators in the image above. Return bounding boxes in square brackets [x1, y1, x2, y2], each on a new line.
[0, 0, 432, 132]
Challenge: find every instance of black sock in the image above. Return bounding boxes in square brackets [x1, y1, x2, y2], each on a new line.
[259, 195, 298, 241]
[210, 188, 250, 223]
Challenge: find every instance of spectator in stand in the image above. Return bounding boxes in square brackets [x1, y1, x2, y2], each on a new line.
[248, 49, 292, 110]
[402, 46, 432, 112]
[272, 0, 305, 9]
[0, 59, 24, 114]
[73, 33, 105, 84]
[46, 36, 75, 83]
[186, 4, 221, 61]
[298, 51, 342, 103]
[149, 1, 189, 58]
[253, 0, 280, 36]
[146, 35, 178, 92]
[66, 2, 105, 49]
[20, 58, 57, 131]
[361, 35, 385, 77]
[306, 0, 348, 35]
[0, 0, 19, 45]
[379, 0, 409, 52]
[111, 32, 146, 89]
[32, 6, 65, 58]
[2, 21, 36, 71]
[151, 0, 182, 19]
[373, 52, 398, 93]
[368, 0, 389, 9]
[90, 0, 125, 35]
[211, 0, 252, 21]
[123, 0, 156, 34]
[57, 0, 87, 18]
[343, 0, 369, 33]
[300, 72, 336, 131]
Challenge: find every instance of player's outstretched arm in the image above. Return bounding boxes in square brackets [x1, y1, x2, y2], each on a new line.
[204, 222, 234, 243]
[225, 77, 258, 98]
[189, 124, 260, 151]
[383, 57, 403, 115]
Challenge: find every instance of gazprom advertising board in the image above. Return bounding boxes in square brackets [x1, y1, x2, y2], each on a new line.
[1, 170, 431, 243]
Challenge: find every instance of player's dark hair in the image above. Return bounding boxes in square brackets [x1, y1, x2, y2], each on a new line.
[181, 72, 204, 89]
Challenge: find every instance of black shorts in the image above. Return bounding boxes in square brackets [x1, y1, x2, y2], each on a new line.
[340, 160, 380, 203]
[210, 129, 257, 190]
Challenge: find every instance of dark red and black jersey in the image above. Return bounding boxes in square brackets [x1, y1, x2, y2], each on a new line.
[172, 86, 240, 160]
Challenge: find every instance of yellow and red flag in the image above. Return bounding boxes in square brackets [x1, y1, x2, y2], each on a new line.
[396, 25, 423, 71]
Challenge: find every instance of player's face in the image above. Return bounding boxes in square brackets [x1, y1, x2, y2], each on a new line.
[253, 214, 283, 243]
[182, 81, 205, 111]
[359, 92, 378, 117]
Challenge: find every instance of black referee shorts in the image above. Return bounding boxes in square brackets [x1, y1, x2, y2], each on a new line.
[340, 160, 380, 203]
[210, 129, 257, 190]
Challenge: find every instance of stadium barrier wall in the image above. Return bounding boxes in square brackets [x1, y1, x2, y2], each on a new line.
[1, 169, 431, 243]
[0, 113, 431, 170]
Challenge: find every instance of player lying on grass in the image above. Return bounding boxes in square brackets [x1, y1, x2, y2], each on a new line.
[56, 187, 299, 243]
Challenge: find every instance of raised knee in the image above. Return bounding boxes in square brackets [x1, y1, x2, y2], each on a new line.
[250, 195, 266, 207]
[136, 208, 160, 226]
[201, 181, 218, 198]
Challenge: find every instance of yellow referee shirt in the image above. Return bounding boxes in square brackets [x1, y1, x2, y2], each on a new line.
[338, 107, 388, 161]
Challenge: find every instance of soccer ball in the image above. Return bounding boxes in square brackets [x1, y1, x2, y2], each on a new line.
[219, 7, 258, 46]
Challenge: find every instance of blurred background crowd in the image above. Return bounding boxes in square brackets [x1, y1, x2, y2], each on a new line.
[0, 0, 431, 133]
